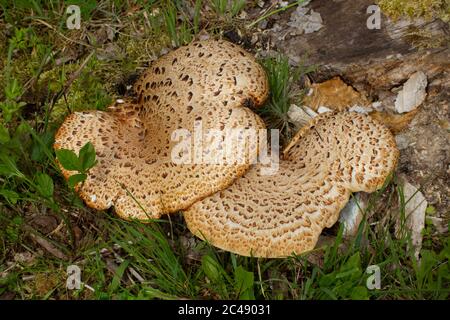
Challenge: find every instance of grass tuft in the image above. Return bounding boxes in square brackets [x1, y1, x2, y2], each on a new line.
[258, 55, 315, 144]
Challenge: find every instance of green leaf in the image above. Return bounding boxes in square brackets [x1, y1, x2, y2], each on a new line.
[71, 196, 85, 208]
[68, 173, 87, 189]
[350, 286, 369, 300]
[0, 189, 19, 204]
[0, 164, 13, 176]
[0, 124, 10, 143]
[0, 100, 26, 123]
[14, 121, 31, 136]
[79, 142, 96, 172]
[319, 272, 336, 287]
[341, 253, 361, 271]
[6, 216, 23, 243]
[31, 131, 54, 163]
[320, 287, 338, 300]
[201, 255, 222, 283]
[339, 253, 362, 282]
[5, 78, 23, 100]
[234, 266, 255, 300]
[55, 149, 81, 171]
[35, 173, 54, 198]
[336, 267, 360, 280]
[109, 260, 130, 294]
[0, 153, 24, 178]
[425, 205, 436, 215]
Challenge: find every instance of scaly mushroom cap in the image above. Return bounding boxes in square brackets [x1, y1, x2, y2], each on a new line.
[183, 112, 399, 258]
[54, 40, 268, 220]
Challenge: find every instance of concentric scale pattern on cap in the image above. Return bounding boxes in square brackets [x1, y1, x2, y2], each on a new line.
[54, 40, 269, 220]
[183, 112, 399, 258]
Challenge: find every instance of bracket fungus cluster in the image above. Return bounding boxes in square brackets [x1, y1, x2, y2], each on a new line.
[55, 40, 268, 220]
[55, 39, 399, 258]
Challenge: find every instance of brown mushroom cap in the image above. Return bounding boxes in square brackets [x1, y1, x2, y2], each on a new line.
[183, 112, 399, 258]
[54, 40, 268, 220]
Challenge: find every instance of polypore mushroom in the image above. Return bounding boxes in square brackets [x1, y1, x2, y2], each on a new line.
[54, 40, 268, 220]
[183, 112, 399, 258]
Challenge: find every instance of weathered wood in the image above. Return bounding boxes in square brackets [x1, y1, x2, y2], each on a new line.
[270, 0, 449, 95]
[274, 0, 448, 59]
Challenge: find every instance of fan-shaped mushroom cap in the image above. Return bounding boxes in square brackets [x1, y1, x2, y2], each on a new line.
[54, 40, 268, 220]
[183, 112, 399, 258]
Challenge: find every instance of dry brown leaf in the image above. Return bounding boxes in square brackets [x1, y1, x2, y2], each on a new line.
[28, 232, 69, 260]
[369, 109, 418, 134]
[304, 77, 370, 111]
[34, 273, 60, 296]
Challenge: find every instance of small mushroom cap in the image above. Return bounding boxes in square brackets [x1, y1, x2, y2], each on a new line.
[183, 112, 399, 258]
[54, 40, 268, 220]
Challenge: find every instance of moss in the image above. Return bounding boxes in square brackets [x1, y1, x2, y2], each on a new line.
[33, 272, 61, 296]
[0, 27, 61, 101]
[378, 0, 450, 22]
[45, 33, 167, 123]
[41, 58, 114, 123]
[405, 26, 449, 48]
[99, 32, 169, 90]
